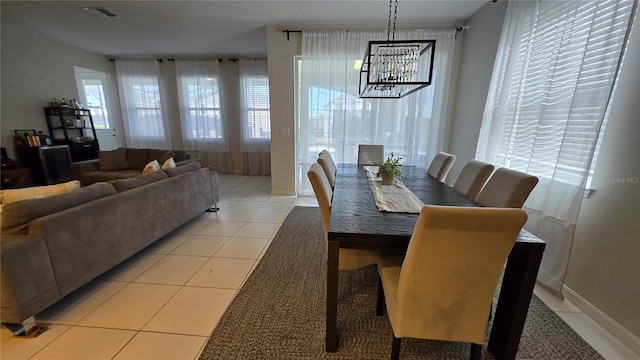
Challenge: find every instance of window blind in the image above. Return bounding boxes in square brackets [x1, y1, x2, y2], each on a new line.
[481, 0, 634, 186]
[241, 75, 271, 140]
[175, 60, 225, 142]
[476, 0, 635, 294]
[115, 60, 171, 149]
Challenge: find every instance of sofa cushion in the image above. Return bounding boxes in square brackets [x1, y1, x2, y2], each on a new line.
[1, 182, 117, 234]
[163, 161, 201, 177]
[0, 180, 80, 204]
[98, 148, 128, 171]
[81, 170, 139, 184]
[126, 148, 151, 170]
[110, 171, 169, 192]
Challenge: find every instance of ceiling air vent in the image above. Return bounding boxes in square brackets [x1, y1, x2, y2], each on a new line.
[83, 7, 120, 18]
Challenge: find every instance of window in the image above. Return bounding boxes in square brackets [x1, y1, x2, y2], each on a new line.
[241, 75, 270, 139]
[115, 60, 170, 149]
[175, 60, 225, 145]
[179, 76, 223, 140]
[124, 76, 165, 138]
[476, 0, 635, 292]
[74, 67, 111, 129]
[477, 1, 635, 187]
[295, 29, 456, 195]
[239, 59, 270, 142]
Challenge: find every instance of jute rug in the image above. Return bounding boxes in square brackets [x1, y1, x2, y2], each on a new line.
[199, 206, 603, 359]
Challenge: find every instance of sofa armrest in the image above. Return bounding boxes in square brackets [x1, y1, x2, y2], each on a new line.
[71, 159, 100, 184]
[1, 235, 59, 323]
[175, 158, 199, 167]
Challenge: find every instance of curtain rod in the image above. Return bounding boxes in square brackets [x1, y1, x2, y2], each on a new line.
[284, 27, 464, 41]
[282, 29, 302, 41]
[110, 57, 264, 62]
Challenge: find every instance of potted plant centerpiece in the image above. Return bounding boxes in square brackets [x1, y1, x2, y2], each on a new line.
[374, 152, 402, 185]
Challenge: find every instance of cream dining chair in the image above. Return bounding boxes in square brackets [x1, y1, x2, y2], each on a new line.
[376, 205, 527, 360]
[307, 163, 379, 270]
[358, 144, 384, 165]
[426, 152, 456, 182]
[475, 167, 538, 208]
[317, 150, 337, 190]
[452, 159, 495, 200]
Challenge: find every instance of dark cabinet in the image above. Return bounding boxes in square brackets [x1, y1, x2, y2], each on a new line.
[44, 107, 100, 162]
[15, 145, 73, 185]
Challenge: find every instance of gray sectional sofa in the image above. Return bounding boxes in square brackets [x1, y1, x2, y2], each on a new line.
[70, 147, 195, 186]
[0, 161, 219, 327]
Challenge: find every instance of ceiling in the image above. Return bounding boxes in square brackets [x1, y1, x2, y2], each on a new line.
[1, 1, 488, 57]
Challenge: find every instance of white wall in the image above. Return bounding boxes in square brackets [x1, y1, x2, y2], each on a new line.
[0, 20, 121, 159]
[565, 19, 640, 340]
[446, 1, 507, 182]
[266, 26, 300, 195]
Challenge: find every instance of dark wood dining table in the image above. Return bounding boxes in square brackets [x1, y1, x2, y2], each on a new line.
[326, 164, 546, 360]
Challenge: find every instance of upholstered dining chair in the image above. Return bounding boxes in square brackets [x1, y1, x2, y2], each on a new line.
[426, 151, 456, 182]
[358, 144, 384, 165]
[376, 205, 527, 360]
[307, 163, 379, 270]
[452, 159, 495, 200]
[475, 167, 539, 208]
[317, 150, 337, 189]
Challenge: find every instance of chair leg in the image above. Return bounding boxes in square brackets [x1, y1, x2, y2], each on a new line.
[390, 335, 401, 360]
[376, 276, 385, 316]
[469, 343, 482, 360]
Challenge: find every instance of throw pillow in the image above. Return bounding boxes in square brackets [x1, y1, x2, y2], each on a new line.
[142, 160, 160, 175]
[0, 180, 81, 204]
[98, 148, 128, 171]
[161, 157, 176, 169]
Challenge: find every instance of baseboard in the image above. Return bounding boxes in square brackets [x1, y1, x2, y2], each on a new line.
[271, 190, 296, 196]
[563, 285, 640, 356]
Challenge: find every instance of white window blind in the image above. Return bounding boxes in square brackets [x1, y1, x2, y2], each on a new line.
[479, 1, 634, 187]
[242, 76, 270, 139]
[178, 75, 223, 140]
[476, 0, 635, 294]
[240, 60, 271, 141]
[115, 60, 171, 149]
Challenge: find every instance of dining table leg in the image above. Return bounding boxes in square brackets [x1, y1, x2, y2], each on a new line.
[488, 248, 544, 360]
[326, 240, 340, 352]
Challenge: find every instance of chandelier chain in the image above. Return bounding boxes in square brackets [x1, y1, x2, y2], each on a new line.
[386, 0, 399, 41]
[392, 0, 398, 41]
[387, 0, 393, 41]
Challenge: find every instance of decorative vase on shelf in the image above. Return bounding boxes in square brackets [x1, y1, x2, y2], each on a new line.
[374, 152, 402, 185]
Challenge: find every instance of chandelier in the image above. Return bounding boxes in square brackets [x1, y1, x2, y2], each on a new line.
[358, 0, 436, 99]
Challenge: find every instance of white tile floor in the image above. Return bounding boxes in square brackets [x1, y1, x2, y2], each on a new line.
[1, 175, 637, 360]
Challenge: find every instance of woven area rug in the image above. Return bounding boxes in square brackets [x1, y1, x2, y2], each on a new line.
[199, 206, 603, 360]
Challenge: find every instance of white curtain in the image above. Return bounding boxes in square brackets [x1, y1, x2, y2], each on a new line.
[115, 60, 171, 149]
[476, 1, 634, 294]
[175, 59, 231, 173]
[239, 59, 271, 175]
[298, 29, 456, 194]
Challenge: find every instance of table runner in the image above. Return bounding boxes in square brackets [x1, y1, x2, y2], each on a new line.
[363, 166, 425, 213]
